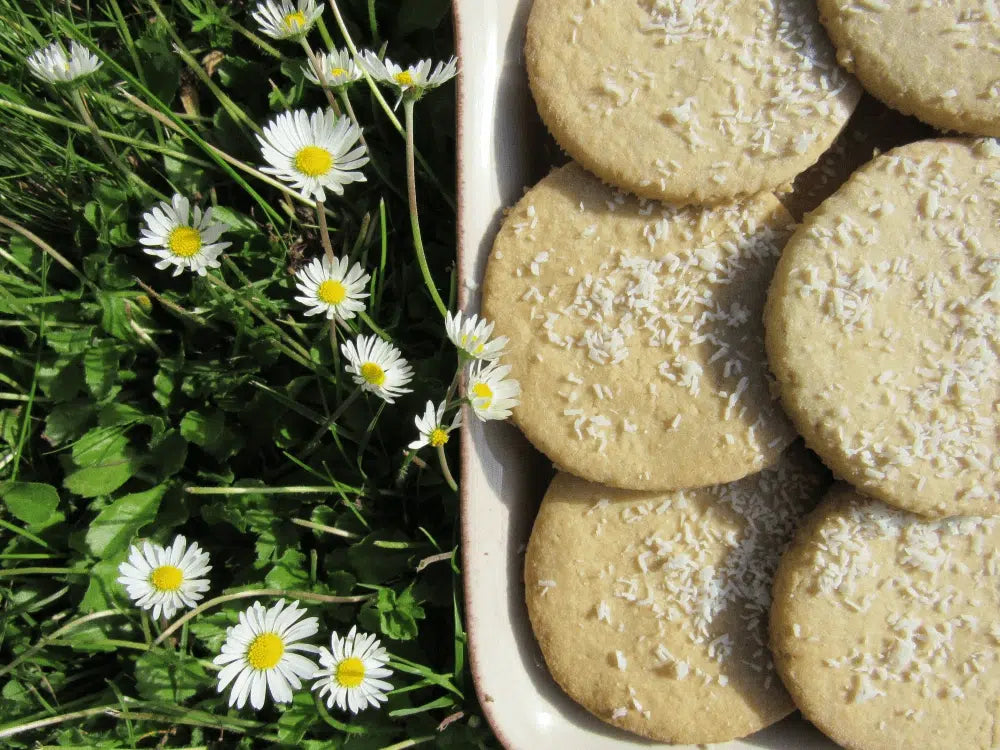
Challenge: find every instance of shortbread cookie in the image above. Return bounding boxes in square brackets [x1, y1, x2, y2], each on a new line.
[779, 94, 937, 221]
[482, 162, 798, 491]
[772, 484, 1000, 750]
[525, 445, 828, 744]
[818, 0, 1000, 137]
[525, 0, 861, 204]
[765, 138, 1000, 518]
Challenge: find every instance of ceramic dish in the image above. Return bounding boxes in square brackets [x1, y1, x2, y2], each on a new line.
[453, 2, 838, 747]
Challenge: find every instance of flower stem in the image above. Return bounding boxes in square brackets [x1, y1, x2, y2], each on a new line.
[0, 567, 85, 578]
[299, 38, 342, 115]
[291, 517, 361, 539]
[0, 215, 96, 293]
[0, 610, 120, 680]
[436, 443, 458, 491]
[185, 485, 352, 496]
[203, 272, 312, 361]
[326, 0, 454, 210]
[69, 89, 166, 200]
[152, 588, 372, 646]
[0, 704, 119, 740]
[303, 387, 361, 453]
[337, 88, 370, 155]
[315, 199, 336, 263]
[403, 98, 447, 317]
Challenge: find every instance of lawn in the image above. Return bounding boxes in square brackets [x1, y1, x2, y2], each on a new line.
[0, 0, 499, 746]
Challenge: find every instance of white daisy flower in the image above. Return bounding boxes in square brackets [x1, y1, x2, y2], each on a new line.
[251, 0, 323, 41]
[360, 51, 458, 104]
[294, 255, 370, 320]
[138, 194, 232, 276]
[26, 40, 102, 85]
[466, 360, 521, 422]
[214, 599, 319, 710]
[445, 310, 508, 361]
[303, 48, 363, 89]
[312, 625, 393, 713]
[341, 334, 414, 404]
[116, 535, 212, 620]
[258, 108, 368, 202]
[409, 400, 462, 450]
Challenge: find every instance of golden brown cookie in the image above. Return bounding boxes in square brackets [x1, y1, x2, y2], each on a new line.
[772, 484, 1000, 750]
[818, 0, 1000, 137]
[765, 138, 1000, 518]
[482, 162, 798, 491]
[525, 445, 829, 743]
[525, 0, 861, 204]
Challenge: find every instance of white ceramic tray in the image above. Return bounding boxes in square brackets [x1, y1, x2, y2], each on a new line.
[453, 2, 838, 747]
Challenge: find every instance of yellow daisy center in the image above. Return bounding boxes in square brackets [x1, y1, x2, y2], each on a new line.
[294, 145, 333, 177]
[247, 632, 285, 671]
[360, 362, 386, 386]
[149, 565, 183, 592]
[167, 226, 202, 258]
[472, 382, 493, 408]
[394, 71, 414, 87]
[317, 279, 347, 304]
[429, 428, 449, 447]
[283, 10, 307, 30]
[330, 67, 347, 78]
[335, 656, 366, 688]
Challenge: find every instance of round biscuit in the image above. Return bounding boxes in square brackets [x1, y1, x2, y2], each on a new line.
[765, 138, 1000, 517]
[525, 444, 829, 743]
[771, 484, 1000, 750]
[482, 162, 798, 491]
[525, 0, 861, 204]
[817, 0, 1000, 137]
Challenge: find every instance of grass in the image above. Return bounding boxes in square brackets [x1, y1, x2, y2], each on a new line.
[0, 0, 497, 747]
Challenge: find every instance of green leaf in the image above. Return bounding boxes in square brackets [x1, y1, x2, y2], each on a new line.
[207, 206, 258, 237]
[79, 558, 124, 612]
[135, 650, 208, 703]
[276, 691, 320, 744]
[376, 585, 425, 641]
[148, 429, 189, 481]
[98, 292, 153, 341]
[1, 678, 36, 715]
[264, 548, 309, 589]
[64, 461, 136, 498]
[44, 400, 95, 445]
[0, 482, 60, 526]
[187, 609, 237, 652]
[180, 409, 224, 447]
[347, 533, 414, 583]
[84, 485, 167, 559]
[83, 342, 125, 400]
[65, 427, 139, 498]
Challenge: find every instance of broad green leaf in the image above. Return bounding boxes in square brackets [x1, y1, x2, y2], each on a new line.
[188, 609, 238, 652]
[210, 206, 258, 237]
[376, 585, 425, 641]
[44, 400, 95, 445]
[79, 558, 124, 612]
[0, 482, 59, 526]
[84, 485, 167, 559]
[83, 342, 124, 400]
[264, 548, 309, 589]
[180, 409, 224, 447]
[347, 533, 414, 583]
[135, 650, 208, 703]
[276, 691, 322, 744]
[148, 430, 188, 481]
[65, 427, 139, 498]
[64, 460, 137, 498]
